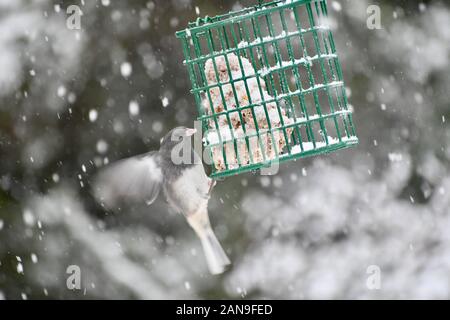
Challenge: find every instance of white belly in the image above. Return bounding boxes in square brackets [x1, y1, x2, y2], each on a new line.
[170, 165, 210, 216]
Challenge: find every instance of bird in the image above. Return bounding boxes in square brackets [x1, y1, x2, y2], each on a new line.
[93, 126, 231, 275]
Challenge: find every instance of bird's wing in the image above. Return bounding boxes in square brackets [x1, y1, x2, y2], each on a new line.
[93, 151, 164, 208]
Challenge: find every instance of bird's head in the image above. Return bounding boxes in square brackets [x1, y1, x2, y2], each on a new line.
[159, 126, 197, 157]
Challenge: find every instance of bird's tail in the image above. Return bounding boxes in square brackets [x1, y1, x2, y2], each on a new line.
[187, 209, 231, 275]
[199, 228, 231, 275]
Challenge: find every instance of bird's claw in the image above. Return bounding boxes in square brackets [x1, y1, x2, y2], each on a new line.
[208, 179, 217, 196]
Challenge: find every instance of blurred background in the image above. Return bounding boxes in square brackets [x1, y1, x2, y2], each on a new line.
[1, 0, 449, 299]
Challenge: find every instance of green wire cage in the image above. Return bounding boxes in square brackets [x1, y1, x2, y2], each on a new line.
[176, 0, 358, 179]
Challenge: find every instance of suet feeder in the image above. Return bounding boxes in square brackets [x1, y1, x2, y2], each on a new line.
[176, 0, 358, 179]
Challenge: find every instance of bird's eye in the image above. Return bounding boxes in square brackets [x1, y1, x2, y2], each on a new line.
[160, 137, 164, 144]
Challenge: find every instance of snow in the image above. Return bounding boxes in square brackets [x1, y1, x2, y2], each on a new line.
[419, 3, 427, 12]
[414, 92, 423, 104]
[152, 121, 163, 133]
[96, 139, 109, 154]
[52, 173, 60, 183]
[120, 62, 133, 78]
[23, 209, 35, 227]
[331, 1, 342, 12]
[57, 85, 67, 98]
[273, 176, 283, 188]
[68, 93, 77, 104]
[236, 27, 330, 51]
[258, 56, 317, 77]
[388, 152, 403, 162]
[0, 49, 22, 96]
[89, 109, 98, 122]
[290, 136, 357, 154]
[259, 176, 271, 188]
[1, 0, 450, 300]
[128, 100, 140, 116]
[161, 97, 169, 107]
[16, 262, 24, 274]
[278, 81, 344, 98]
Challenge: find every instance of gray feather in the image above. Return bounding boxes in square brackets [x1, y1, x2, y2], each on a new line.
[93, 151, 163, 208]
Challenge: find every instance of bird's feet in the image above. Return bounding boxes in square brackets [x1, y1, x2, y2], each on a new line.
[208, 178, 217, 196]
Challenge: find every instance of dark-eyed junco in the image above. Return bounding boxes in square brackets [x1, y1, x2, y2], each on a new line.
[93, 126, 230, 275]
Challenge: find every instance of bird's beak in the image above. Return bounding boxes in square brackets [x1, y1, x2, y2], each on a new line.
[185, 128, 197, 137]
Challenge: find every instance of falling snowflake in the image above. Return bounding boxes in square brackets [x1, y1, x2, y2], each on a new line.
[128, 100, 140, 116]
[120, 62, 133, 78]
